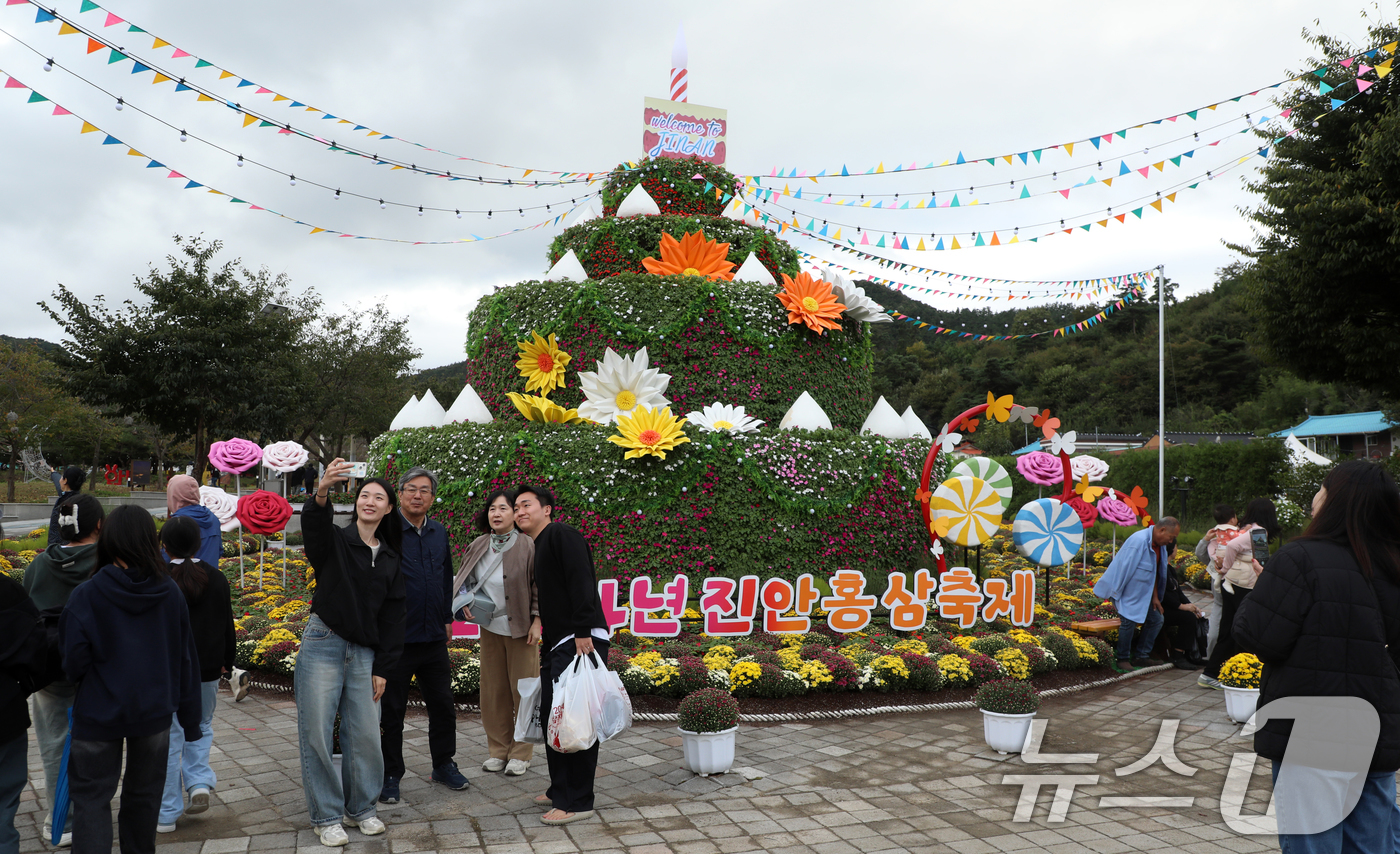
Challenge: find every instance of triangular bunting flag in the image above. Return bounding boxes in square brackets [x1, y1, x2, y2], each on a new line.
[79, 0, 99, 10]
[87, 38, 103, 53]
[80, 121, 99, 133]
[58, 22, 81, 35]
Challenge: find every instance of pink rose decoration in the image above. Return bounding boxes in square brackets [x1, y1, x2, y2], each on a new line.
[209, 437, 263, 474]
[1016, 451, 1064, 486]
[236, 490, 293, 535]
[1096, 498, 1138, 527]
[262, 440, 309, 473]
[198, 486, 241, 532]
[1065, 495, 1099, 529]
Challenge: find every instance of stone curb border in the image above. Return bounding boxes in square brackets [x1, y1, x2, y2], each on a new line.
[249, 664, 1173, 723]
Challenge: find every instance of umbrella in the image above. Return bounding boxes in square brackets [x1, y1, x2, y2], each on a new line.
[50, 708, 72, 846]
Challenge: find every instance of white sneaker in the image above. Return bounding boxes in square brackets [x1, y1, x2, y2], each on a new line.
[156, 822, 177, 834]
[43, 822, 73, 847]
[504, 759, 530, 777]
[314, 824, 349, 847]
[187, 786, 210, 814]
[482, 757, 506, 772]
[230, 668, 250, 702]
[343, 815, 386, 836]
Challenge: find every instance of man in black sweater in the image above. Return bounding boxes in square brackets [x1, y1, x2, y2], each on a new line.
[514, 484, 607, 827]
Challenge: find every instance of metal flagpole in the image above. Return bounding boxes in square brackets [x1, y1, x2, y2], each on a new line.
[1157, 265, 1166, 522]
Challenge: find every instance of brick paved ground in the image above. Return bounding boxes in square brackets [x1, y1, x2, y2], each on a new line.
[13, 666, 1298, 854]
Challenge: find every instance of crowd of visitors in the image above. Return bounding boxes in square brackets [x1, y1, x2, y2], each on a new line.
[4, 458, 1400, 851]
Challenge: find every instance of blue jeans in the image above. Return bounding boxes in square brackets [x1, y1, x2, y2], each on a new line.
[0, 733, 25, 854]
[1270, 762, 1398, 853]
[1115, 608, 1164, 662]
[295, 616, 382, 828]
[159, 680, 219, 824]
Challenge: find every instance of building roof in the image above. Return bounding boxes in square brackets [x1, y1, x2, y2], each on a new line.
[1012, 433, 1145, 455]
[1270, 411, 1399, 439]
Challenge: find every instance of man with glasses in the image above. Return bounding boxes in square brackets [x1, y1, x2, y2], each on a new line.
[378, 467, 468, 804]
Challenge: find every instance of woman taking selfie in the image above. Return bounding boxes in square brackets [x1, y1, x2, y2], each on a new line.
[296, 459, 406, 848]
[454, 489, 540, 777]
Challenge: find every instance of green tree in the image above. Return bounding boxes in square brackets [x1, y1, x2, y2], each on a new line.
[0, 341, 95, 501]
[286, 302, 421, 464]
[1235, 19, 1400, 400]
[40, 236, 316, 480]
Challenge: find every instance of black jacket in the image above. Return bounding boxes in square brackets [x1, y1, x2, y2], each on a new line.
[398, 515, 454, 644]
[532, 522, 606, 651]
[172, 559, 237, 682]
[1234, 539, 1400, 772]
[302, 498, 406, 678]
[59, 564, 202, 743]
[0, 575, 55, 742]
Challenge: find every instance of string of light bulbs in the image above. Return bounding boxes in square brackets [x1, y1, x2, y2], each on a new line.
[734, 42, 1393, 180]
[2, 11, 600, 186]
[0, 55, 598, 219]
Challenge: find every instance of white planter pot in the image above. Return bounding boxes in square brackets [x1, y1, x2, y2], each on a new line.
[678, 726, 738, 776]
[981, 709, 1036, 754]
[1222, 686, 1260, 724]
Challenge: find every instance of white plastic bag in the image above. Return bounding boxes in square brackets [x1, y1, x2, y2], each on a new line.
[514, 676, 543, 745]
[548, 657, 598, 753]
[586, 657, 633, 742]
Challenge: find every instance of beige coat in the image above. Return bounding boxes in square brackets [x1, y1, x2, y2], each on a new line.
[454, 533, 539, 639]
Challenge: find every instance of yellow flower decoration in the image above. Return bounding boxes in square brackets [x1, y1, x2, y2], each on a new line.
[1219, 653, 1263, 688]
[506, 392, 588, 425]
[514, 331, 571, 395]
[993, 648, 1031, 680]
[985, 392, 1015, 423]
[776, 271, 847, 334]
[608, 405, 691, 460]
[641, 230, 736, 280]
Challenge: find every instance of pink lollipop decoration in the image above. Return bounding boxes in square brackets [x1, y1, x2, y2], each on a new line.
[1096, 497, 1138, 527]
[1016, 451, 1064, 486]
[209, 437, 263, 473]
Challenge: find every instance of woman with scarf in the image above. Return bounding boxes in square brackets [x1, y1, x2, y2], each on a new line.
[454, 489, 540, 778]
[165, 475, 222, 566]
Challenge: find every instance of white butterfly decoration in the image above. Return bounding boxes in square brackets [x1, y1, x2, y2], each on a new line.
[936, 425, 963, 455]
[1049, 430, 1078, 456]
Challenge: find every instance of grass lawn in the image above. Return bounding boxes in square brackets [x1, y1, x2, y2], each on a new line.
[4, 482, 133, 503]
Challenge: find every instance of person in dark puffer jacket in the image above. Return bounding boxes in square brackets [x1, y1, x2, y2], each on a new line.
[1233, 460, 1400, 852]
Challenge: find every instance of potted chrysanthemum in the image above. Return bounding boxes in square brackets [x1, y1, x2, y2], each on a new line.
[1218, 653, 1263, 723]
[677, 687, 740, 776]
[975, 678, 1040, 754]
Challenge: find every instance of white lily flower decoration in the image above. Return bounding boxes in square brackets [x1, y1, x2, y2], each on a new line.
[576, 346, 672, 424]
[1049, 430, 1078, 456]
[685, 402, 764, 433]
[936, 424, 963, 455]
[829, 275, 893, 324]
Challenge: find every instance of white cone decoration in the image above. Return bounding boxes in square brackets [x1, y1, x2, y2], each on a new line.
[566, 200, 599, 227]
[732, 252, 777, 287]
[445, 384, 493, 424]
[779, 391, 833, 431]
[901, 406, 933, 440]
[415, 389, 447, 428]
[615, 183, 662, 217]
[861, 396, 910, 439]
[545, 249, 589, 282]
[389, 394, 419, 431]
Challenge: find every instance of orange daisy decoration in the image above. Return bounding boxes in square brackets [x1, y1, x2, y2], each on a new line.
[776, 272, 846, 334]
[641, 230, 736, 280]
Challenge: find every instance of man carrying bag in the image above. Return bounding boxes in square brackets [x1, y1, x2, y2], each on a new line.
[512, 484, 608, 827]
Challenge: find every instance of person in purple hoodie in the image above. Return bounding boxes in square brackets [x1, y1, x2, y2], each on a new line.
[165, 475, 222, 566]
[60, 505, 201, 854]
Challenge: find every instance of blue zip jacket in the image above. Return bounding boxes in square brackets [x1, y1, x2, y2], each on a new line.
[399, 515, 455, 643]
[60, 563, 202, 742]
[172, 504, 223, 566]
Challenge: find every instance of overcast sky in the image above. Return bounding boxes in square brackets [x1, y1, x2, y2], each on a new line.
[0, 0, 1381, 368]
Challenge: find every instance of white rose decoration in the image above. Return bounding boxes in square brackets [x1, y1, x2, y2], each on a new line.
[262, 440, 310, 473]
[198, 486, 241, 532]
[1070, 455, 1110, 482]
